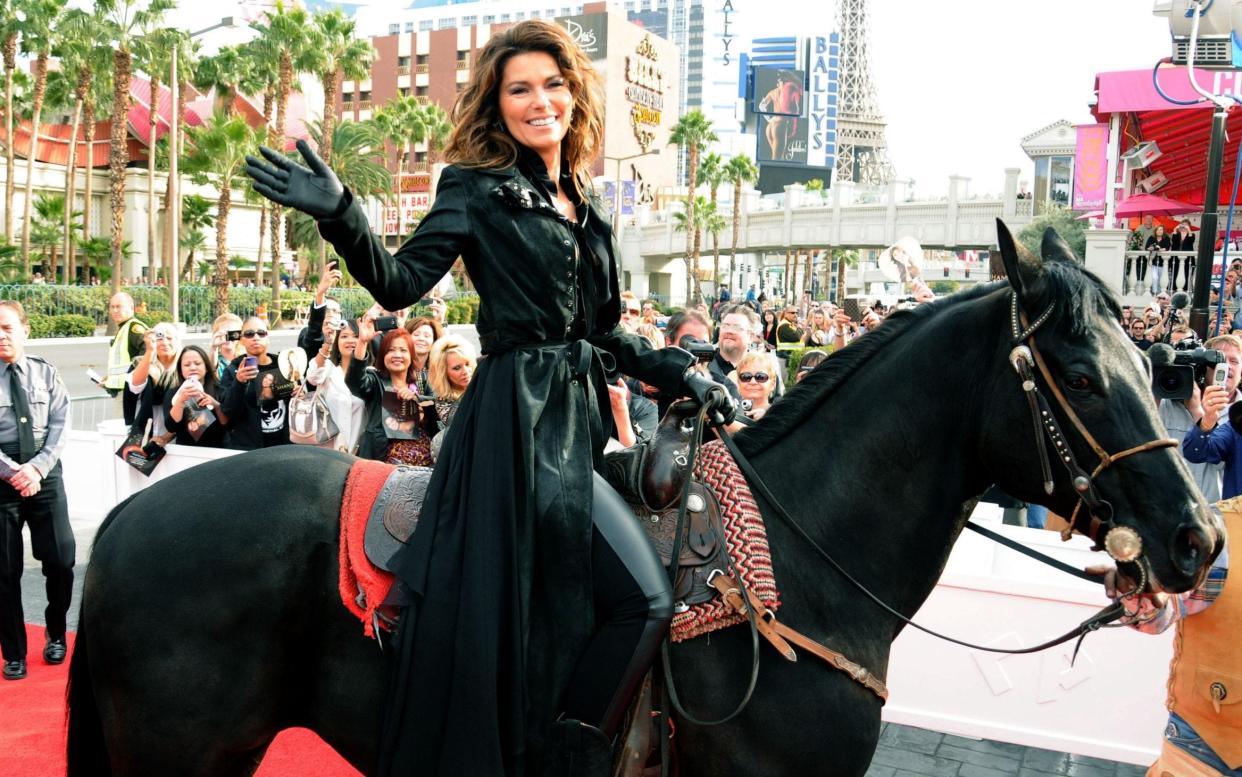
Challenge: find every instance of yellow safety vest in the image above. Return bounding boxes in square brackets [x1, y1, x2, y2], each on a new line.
[105, 318, 146, 391]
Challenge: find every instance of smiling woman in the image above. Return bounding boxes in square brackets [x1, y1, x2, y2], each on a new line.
[243, 17, 736, 777]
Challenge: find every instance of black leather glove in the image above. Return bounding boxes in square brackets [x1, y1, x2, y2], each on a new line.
[681, 370, 737, 425]
[245, 139, 346, 220]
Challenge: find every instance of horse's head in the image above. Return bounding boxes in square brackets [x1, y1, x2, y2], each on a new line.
[984, 219, 1221, 594]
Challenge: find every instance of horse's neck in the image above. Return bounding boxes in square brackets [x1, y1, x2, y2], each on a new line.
[748, 298, 1003, 624]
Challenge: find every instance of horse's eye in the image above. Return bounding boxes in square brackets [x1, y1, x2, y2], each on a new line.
[1065, 374, 1092, 393]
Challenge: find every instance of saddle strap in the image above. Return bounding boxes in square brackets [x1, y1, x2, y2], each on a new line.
[708, 574, 889, 702]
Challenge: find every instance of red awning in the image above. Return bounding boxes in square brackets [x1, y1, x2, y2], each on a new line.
[1092, 66, 1242, 208]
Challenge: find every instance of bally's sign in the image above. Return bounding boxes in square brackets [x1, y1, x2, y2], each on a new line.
[806, 34, 839, 170]
[625, 36, 665, 152]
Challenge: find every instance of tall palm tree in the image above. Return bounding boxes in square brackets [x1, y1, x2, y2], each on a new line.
[236, 36, 276, 285]
[99, 0, 174, 295]
[183, 114, 257, 316]
[135, 25, 175, 284]
[668, 110, 716, 304]
[250, 1, 315, 319]
[698, 152, 726, 286]
[178, 192, 212, 282]
[163, 30, 197, 283]
[724, 154, 758, 286]
[420, 101, 452, 166]
[832, 247, 858, 304]
[78, 56, 112, 282]
[673, 195, 711, 298]
[53, 6, 101, 279]
[307, 8, 374, 274]
[0, 0, 19, 245]
[703, 202, 727, 290]
[16, 0, 67, 275]
[30, 192, 77, 280]
[192, 44, 250, 118]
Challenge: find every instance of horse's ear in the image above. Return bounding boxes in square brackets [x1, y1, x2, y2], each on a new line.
[1040, 226, 1080, 264]
[995, 218, 1045, 304]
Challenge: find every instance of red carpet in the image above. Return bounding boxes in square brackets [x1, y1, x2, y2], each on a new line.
[0, 624, 362, 776]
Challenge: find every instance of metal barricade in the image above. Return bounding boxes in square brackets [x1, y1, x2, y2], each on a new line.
[69, 394, 121, 431]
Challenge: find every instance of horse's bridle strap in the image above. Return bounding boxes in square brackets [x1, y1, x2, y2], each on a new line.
[708, 573, 889, 702]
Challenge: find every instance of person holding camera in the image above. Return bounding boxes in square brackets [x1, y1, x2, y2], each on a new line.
[163, 345, 230, 448]
[126, 323, 182, 439]
[1163, 336, 1242, 502]
[1183, 335, 1242, 499]
[729, 351, 781, 421]
[209, 314, 243, 382]
[218, 318, 295, 450]
[244, 20, 734, 775]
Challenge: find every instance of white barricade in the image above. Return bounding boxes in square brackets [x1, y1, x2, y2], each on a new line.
[884, 504, 1172, 765]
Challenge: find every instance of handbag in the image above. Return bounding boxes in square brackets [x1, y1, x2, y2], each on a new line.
[289, 386, 340, 446]
[115, 418, 172, 477]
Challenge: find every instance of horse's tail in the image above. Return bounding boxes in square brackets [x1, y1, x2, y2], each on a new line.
[65, 496, 136, 777]
[65, 619, 109, 776]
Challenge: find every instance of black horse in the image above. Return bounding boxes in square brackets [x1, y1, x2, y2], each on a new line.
[66, 223, 1221, 776]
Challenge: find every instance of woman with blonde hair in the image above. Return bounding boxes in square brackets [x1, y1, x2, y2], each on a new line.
[427, 334, 476, 430]
[729, 350, 781, 420]
[246, 18, 734, 775]
[125, 322, 181, 436]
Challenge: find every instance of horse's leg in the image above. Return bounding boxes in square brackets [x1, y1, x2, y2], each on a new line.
[668, 628, 884, 777]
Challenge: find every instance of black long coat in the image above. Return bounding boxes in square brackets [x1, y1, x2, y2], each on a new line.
[318, 161, 693, 776]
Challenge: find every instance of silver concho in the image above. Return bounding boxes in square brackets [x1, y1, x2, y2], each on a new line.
[1103, 525, 1143, 563]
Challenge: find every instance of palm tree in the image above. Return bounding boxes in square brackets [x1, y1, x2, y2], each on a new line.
[673, 195, 711, 298]
[135, 26, 175, 284]
[30, 192, 78, 281]
[832, 248, 859, 304]
[250, 1, 316, 320]
[420, 101, 452, 166]
[163, 30, 197, 283]
[99, 0, 174, 295]
[724, 154, 758, 285]
[668, 110, 717, 303]
[698, 152, 726, 287]
[0, 0, 20, 245]
[178, 192, 213, 281]
[16, 0, 67, 275]
[183, 114, 257, 316]
[52, 7, 101, 280]
[306, 8, 374, 274]
[703, 202, 728, 290]
[192, 44, 250, 118]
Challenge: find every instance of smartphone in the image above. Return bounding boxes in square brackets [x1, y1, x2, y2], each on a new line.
[85, 368, 104, 386]
[374, 315, 398, 332]
[243, 356, 258, 369]
[1213, 362, 1229, 387]
[226, 330, 242, 341]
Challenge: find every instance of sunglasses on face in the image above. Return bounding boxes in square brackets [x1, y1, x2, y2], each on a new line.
[242, 329, 268, 339]
[738, 372, 770, 383]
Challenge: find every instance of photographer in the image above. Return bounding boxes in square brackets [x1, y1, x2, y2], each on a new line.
[295, 262, 340, 356]
[1181, 335, 1242, 499]
[1162, 335, 1241, 502]
[218, 318, 294, 450]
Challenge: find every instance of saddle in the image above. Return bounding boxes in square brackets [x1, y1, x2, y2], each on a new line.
[603, 400, 729, 608]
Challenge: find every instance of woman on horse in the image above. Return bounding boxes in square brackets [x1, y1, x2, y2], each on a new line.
[244, 19, 734, 777]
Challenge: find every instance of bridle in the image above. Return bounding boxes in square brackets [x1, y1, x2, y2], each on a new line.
[1006, 290, 1177, 574]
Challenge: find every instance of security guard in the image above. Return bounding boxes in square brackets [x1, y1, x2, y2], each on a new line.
[104, 292, 146, 396]
[0, 301, 72, 681]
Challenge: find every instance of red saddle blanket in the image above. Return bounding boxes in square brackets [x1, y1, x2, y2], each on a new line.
[337, 442, 781, 643]
[671, 439, 780, 642]
[339, 459, 398, 637]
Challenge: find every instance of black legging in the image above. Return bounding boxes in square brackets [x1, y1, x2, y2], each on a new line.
[562, 473, 672, 736]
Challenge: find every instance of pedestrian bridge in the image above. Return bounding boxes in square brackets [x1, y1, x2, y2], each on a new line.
[621, 170, 1035, 263]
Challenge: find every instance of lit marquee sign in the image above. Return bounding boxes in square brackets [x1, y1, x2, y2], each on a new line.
[625, 36, 665, 152]
[805, 33, 839, 170]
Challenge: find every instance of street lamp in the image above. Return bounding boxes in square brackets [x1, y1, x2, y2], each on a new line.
[168, 16, 236, 327]
[603, 148, 659, 292]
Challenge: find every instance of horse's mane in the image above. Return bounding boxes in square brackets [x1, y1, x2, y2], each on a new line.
[734, 260, 1119, 456]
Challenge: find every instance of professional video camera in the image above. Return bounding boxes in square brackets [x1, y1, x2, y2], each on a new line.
[678, 334, 717, 363]
[1149, 341, 1228, 401]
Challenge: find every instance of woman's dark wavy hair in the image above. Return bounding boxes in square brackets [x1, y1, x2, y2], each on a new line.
[174, 345, 220, 397]
[444, 19, 605, 192]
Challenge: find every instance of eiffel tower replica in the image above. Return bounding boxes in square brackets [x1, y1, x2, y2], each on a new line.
[834, 0, 892, 185]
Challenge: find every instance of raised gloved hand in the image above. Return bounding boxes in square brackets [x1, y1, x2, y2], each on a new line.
[245, 139, 346, 220]
[681, 370, 737, 425]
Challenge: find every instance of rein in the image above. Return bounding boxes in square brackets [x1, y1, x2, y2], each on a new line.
[661, 288, 1180, 727]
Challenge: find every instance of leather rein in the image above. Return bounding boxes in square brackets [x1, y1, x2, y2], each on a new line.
[661, 289, 1177, 726]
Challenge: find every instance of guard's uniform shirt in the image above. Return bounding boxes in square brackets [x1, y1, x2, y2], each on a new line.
[0, 354, 73, 664]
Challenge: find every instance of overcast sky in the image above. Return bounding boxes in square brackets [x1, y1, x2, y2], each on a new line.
[748, 0, 1174, 197]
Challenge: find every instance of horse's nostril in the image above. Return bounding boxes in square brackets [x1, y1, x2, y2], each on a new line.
[1172, 522, 1209, 578]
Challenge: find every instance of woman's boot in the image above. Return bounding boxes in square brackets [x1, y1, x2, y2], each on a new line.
[544, 719, 613, 777]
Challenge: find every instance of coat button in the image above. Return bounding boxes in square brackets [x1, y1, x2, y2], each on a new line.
[563, 239, 571, 246]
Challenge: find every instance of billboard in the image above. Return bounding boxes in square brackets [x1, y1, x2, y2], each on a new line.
[1073, 123, 1108, 210]
[383, 192, 431, 236]
[757, 111, 808, 165]
[752, 67, 804, 116]
[560, 15, 607, 60]
[805, 34, 838, 169]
